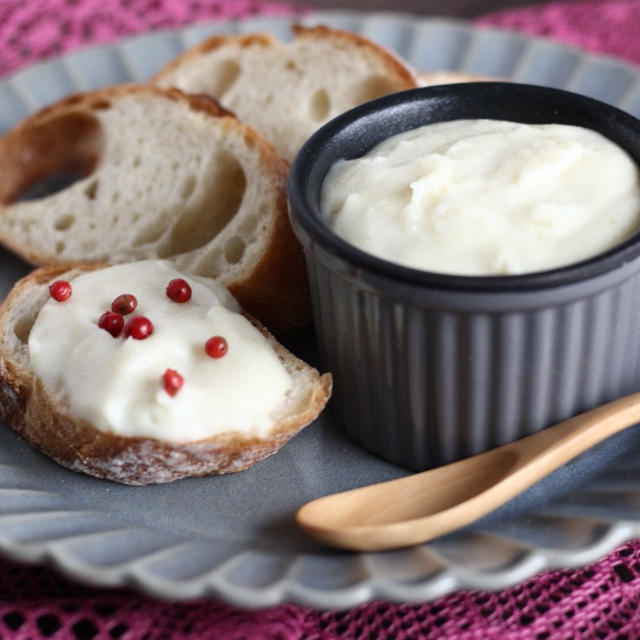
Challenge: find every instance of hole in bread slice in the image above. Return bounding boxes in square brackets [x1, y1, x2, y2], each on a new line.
[156, 149, 247, 257]
[309, 88, 330, 121]
[54, 214, 76, 231]
[239, 212, 258, 237]
[224, 235, 246, 264]
[18, 171, 88, 202]
[13, 315, 33, 346]
[350, 74, 399, 104]
[0, 111, 104, 206]
[84, 179, 99, 200]
[211, 59, 241, 97]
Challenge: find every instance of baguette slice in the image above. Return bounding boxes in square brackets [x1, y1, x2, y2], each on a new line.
[0, 85, 306, 333]
[418, 71, 495, 86]
[0, 263, 332, 485]
[153, 25, 419, 161]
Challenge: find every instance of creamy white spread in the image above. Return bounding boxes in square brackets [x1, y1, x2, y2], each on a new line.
[28, 261, 292, 442]
[321, 119, 640, 275]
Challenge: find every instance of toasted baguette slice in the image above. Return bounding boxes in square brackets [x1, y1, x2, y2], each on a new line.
[0, 85, 306, 333]
[418, 71, 496, 86]
[153, 25, 419, 161]
[0, 264, 332, 485]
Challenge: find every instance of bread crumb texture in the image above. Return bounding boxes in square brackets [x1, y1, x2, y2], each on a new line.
[154, 26, 418, 160]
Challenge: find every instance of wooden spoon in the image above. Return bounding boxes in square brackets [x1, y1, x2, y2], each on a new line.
[296, 391, 640, 551]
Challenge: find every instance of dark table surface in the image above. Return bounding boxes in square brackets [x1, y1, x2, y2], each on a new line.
[287, 0, 554, 18]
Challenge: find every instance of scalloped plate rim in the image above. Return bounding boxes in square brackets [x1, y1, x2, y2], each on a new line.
[1, 10, 640, 609]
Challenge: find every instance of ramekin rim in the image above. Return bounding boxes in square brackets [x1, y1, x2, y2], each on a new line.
[288, 82, 640, 293]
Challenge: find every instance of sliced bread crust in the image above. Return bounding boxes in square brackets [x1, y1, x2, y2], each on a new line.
[153, 25, 419, 161]
[0, 85, 308, 333]
[0, 264, 331, 485]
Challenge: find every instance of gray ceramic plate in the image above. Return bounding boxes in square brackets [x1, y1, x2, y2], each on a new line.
[2, 11, 640, 610]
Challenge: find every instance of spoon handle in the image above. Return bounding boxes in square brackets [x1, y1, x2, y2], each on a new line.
[297, 391, 640, 551]
[416, 390, 640, 543]
[507, 390, 640, 469]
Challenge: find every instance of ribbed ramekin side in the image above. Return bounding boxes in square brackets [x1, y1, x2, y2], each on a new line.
[306, 256, 640, 470]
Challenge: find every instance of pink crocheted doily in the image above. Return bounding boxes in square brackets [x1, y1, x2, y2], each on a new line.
[477, 0, 640, 67]
[1, 1, 640, 638]
[0, 0, 306, 78]
[0, 542, 638, 639]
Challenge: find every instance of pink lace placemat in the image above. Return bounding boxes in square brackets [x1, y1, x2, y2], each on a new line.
[0, 541, 639, 639]
[1, 0, 640, 638]
[478, 0, 640, 67]
[0, 0, 307, 78]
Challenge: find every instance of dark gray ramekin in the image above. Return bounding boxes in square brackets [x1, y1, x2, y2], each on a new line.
[289, 83, 640, 471]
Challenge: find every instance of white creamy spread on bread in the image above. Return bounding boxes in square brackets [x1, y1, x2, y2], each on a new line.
[321, 119, 640, 275]
[28, 261, 293, 442]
